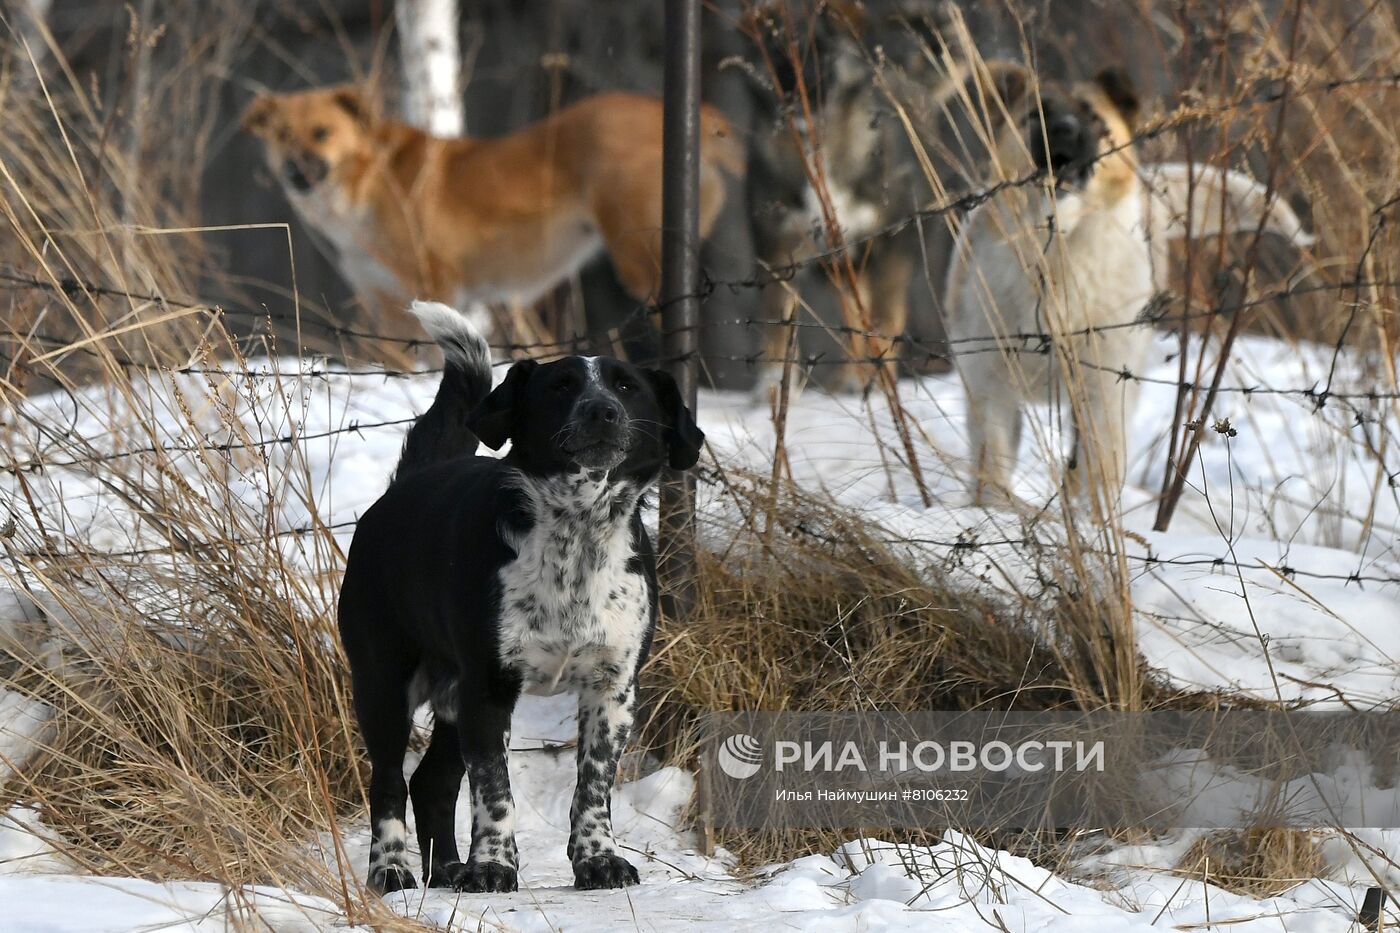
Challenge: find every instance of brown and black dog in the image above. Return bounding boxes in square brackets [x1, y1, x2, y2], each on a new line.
[242, 86, 742, 342]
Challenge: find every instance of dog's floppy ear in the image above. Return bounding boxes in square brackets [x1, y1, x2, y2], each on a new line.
[241, 95, 276, 134]
[646, 369, 705, 470]
[467, 360, 536, 451]
[332, 87, 375, 126]
[956, 60, 1032, 138]
[1095, 67, 1139, 128]
[983, 60, 1031, 115]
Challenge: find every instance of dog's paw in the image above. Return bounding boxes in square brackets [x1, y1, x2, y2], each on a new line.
[425, 860, 470, 889]
[573, 853, 640, 890]
[368, 863, 417, 895]
[453, 859, 518, 894]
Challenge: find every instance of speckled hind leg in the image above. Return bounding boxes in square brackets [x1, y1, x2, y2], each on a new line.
[569, 680, 640, 890]
[455, 700, 519, 893]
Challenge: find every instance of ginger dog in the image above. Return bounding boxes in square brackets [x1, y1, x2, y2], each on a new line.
[242, 86, 742, 340]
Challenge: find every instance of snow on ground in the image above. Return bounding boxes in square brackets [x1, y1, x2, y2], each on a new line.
[0, 332, 1397, 929]
[0, 804, 347, 932]
[0, 875, 347, 932]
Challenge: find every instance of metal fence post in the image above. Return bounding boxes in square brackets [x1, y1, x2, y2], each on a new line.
[658, 0, 701, 621]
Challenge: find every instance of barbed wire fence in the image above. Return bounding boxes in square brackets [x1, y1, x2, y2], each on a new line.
[1, 255, 1395, 586]
[1, 55, 1398, 603]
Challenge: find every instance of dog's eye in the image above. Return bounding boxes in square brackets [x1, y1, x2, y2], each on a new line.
[554, 378, 577, 394]
[614, 376, 636, 393]
[311, 126, 330, 142]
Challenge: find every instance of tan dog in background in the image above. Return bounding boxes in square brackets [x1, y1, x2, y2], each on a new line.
[242, 86, 742, 341]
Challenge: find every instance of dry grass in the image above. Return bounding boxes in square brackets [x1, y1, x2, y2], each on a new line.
[1177, 829, 1326, 897]
[3, 554, 356, 885]
[647, 474, 1132, 718]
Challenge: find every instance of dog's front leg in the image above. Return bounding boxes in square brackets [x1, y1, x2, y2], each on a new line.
[455, 701, 519, 893]
[569, 680, 640, 890]
[1064, 339, 1144, 501]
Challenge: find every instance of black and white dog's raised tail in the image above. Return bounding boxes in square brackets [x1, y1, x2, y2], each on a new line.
[339, 301, 703, 896]
[393, 301, 494, 479]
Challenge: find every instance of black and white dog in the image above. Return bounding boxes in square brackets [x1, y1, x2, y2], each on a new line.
[338, 301, 703, 894]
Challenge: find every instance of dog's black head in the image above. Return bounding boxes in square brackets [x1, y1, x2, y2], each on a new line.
[1024, 88, 1107, 187]
[466, 356, 704, 478]
[989, 67, 1139, 192]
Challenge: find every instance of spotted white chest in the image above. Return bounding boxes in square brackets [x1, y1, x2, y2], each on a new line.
[496, 471, 651, 696]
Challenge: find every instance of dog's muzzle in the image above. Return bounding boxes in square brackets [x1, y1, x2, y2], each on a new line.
[562, 397, 629, 470]
[1029, 111, 1098, 188]
[283, 154, 328, 192]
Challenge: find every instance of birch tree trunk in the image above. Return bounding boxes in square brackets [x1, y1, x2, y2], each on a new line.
[396, 0, 464, 137]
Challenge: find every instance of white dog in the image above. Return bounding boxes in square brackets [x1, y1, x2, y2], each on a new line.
[944, 66, 1314, 502]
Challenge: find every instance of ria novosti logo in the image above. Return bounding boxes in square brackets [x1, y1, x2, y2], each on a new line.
[717, 733, 764, 779]
[715, 733, 1107, 781]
